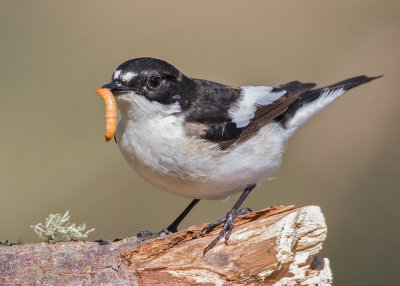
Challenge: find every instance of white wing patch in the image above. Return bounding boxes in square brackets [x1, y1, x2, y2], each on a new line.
[229, 86, 286, 128]
[285, 88, 346, 137]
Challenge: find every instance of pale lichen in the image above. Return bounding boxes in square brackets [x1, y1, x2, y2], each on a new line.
[31, 211, 95, 243]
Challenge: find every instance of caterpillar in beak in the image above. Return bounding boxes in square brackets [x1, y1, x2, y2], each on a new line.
[95, 88, 117, 142]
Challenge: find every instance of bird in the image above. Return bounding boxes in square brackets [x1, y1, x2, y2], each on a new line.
[99, 57, 380, 255]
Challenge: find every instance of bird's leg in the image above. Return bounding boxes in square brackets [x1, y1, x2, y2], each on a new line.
[201, 207, 252, 233]
[137, 199, 200, 239]
[202, 184, 256, 255]
[166, 198, 201, 233]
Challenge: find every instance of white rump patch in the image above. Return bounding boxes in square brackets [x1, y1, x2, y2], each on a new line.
[229, 86, 286, 128]
[285, 87, 346, 137]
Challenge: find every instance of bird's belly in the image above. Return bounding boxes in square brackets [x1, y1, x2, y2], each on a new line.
[117, 119, 287, 200]
[131, 163, 245, 199]
[117, 140, 248, 199]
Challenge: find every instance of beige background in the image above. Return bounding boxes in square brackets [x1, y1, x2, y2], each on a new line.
[1, 0, 399, 284]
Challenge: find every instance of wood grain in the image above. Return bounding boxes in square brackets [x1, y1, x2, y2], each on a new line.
[0, 205, 332, 285]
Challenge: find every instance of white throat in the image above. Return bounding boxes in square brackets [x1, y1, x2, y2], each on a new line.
[116, 92, 181, 122]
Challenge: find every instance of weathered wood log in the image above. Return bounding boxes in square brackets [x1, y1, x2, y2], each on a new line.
[0, 205, 332, 285]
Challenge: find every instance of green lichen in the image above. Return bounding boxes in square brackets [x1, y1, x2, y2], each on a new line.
[31, 211, 95, 243]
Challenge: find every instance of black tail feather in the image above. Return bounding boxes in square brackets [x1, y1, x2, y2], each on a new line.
[320, 75, 382, 91]
[277, 75, 382, 126]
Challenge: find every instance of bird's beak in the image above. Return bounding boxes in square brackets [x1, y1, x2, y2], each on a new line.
[101, 82, 131, 96]
[101, 82, 119, 89]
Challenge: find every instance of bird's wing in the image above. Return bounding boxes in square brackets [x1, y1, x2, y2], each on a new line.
[184, 81, 316, 150]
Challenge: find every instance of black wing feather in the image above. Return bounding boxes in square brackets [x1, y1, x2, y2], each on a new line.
[184, 80, 316, 149]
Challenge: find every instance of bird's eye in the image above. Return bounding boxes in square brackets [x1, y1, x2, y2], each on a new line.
[148, 76, 162, 89]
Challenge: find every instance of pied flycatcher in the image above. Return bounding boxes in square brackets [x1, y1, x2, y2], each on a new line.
[99, 57, 380, 254]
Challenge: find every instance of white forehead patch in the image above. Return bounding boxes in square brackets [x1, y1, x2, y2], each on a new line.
[121, 71, 137, 82]
[113, 70, 122, 80]
[229, 86, 286, 128]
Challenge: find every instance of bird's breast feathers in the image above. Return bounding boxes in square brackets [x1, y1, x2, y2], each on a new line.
[115, 100, 287, 199]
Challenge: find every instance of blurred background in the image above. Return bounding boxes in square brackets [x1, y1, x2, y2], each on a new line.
[0, 0, 399, 284]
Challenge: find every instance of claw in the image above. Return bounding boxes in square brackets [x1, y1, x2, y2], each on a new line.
[202, 217, 226, 234]
[136, 228, 173, 240]
[138, 199, 201, 240]
[202, 207, 253, 255]
[137, 229, 154, 238]
[225, 225, 234, 244]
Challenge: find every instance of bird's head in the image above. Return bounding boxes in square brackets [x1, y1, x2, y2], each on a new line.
[101, 57, 189, 120]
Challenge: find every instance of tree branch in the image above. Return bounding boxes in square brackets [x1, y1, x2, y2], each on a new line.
[0, 205, 332, 285]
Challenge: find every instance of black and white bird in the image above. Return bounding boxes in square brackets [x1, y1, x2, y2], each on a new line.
[100, 57, 380, 254]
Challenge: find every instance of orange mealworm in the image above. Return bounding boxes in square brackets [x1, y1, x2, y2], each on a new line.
[95, 88, 117, 142]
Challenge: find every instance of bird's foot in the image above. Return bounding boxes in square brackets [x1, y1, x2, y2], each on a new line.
[136, 228, 174, 240]
[202, 207, 252, 255]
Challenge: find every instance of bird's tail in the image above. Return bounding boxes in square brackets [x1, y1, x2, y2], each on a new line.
[279, 75, 382, 137]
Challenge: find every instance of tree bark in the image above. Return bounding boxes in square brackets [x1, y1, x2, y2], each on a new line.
[0, 205, 332, 285]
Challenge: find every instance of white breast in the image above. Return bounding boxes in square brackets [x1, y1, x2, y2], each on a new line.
[116, 112, 288, 200]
